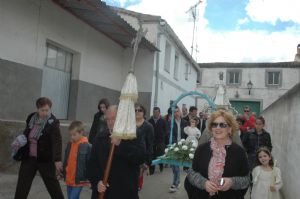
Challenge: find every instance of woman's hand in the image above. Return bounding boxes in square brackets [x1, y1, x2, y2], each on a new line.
[270, 186, 276, 192]
[205, 180, 219, 194]
[219, 178, 233, 191]
[98, 181, 109, 193]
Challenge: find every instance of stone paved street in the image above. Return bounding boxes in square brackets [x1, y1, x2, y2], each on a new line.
[0, 167, 251, 199]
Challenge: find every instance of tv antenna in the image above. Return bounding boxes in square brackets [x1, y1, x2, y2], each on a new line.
[186, 0, 202, 57]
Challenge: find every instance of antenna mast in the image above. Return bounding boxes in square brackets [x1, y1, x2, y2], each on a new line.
[186, 0, 202, 57]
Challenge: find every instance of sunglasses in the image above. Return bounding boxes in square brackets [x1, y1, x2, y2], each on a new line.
[211, 122, 229, 128]
[244, 110, 250, 112]
[135, 109, 143, 113]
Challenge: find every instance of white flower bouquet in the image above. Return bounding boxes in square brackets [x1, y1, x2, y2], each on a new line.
[161, 139, 197, 164]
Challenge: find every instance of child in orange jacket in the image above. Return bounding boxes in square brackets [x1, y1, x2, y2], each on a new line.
[63, 121, 91, 199]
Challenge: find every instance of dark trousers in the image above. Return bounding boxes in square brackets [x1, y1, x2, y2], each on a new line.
[149, 143, 165, 175]
[91, 188, 98, 199]
[149, 163, 164, 175]
[14, 157, 64, 199]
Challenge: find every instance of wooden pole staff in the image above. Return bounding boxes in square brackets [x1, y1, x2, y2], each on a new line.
[99, 143, 116, 199]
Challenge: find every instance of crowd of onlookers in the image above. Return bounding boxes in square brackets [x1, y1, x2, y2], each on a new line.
[11, 97, 282, 199]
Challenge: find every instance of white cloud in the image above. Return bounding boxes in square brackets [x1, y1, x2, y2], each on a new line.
[245, 0, 300, 25]
[237, 17, 249, 25]
[197, 29, 299, 62]
[126, 0, 300, 62]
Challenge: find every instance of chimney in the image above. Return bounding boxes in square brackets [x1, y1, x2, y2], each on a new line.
[295, 44, 300, 62]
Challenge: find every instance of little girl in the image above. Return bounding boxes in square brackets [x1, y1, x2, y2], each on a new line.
[251, 147, 283, 199]
[184, 117, 201, 146]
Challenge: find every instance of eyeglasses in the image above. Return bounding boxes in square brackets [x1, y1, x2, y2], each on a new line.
[244, 110, 250, 112]
[211, 122, 229, 128]
[135, 109, 143, 113]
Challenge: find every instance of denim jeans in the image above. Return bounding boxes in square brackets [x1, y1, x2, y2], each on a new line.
[171, 166, 180, 186]
[67, 186, 83, 199]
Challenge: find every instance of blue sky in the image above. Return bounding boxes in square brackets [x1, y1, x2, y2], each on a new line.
[204, 0, 298, 32]
[103, 0, 300, 62]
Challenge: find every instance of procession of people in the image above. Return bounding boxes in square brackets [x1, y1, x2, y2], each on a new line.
[11, 96, 283, 199]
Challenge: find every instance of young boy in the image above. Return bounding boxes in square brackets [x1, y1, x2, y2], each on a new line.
[63, 121, 91, 199]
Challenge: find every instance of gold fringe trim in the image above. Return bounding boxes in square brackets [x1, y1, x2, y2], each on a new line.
[111, 132, 137, 140]
[119, 94, 138, 102]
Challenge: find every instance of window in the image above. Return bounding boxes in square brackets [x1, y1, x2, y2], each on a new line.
[46, 43, 73, 72]
[266, 71, 281, 86]
[197, 71, 202, 84]
[227, 70, 241, 85]
[173, 53, 179, 80]
[185, 63, 189, 80]
[164, 42, 171, 72]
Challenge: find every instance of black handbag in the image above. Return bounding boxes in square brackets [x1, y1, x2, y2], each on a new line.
[12, 143, 28, 161]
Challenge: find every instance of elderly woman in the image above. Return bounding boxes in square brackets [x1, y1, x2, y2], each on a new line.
[185, 110, 250, 199]
[14, 97, 64, 199]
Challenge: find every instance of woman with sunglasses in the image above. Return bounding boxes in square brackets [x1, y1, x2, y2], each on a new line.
[134, 103, 154, 190]
[185, 110, 250, 199]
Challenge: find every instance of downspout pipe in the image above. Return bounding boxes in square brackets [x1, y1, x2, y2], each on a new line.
[154, 24, 165, 106]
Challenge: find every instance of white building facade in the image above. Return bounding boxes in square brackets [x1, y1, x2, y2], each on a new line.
[196, 62, 300, 115]
[115, 8, 200, 114]
[0, 0, 157, 122]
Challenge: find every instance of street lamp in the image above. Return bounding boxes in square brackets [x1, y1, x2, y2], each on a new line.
[247, 80, 253, 95]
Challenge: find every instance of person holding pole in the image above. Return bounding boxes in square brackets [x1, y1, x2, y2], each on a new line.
[87, 105, 145, 199]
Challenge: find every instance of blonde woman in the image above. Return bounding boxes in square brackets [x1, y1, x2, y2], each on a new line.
[185, 110, 250, 199]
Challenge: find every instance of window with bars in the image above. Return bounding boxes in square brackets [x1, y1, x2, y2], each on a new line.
[45, 43, 73, 73]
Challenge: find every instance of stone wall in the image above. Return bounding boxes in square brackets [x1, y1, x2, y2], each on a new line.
[261, 83, 300, 199]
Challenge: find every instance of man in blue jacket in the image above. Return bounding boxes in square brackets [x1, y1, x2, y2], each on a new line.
[168, 106, 188, 193]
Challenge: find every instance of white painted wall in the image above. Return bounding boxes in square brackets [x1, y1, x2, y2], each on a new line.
[261, 83, 300, 199]
[158, 35, 197, 90]
[116, 11, 199, 114]
[121, 48, 155, 92]
[156, 79, 196, 115]
[0, 0, 145, 91]
[197, 67, 300, 110]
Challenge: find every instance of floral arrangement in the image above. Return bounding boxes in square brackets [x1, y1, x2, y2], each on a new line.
[161, 139, 198, 164]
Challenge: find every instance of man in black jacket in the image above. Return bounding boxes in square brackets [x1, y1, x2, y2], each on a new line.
[88, 106, 145, 199]
[183, 106, 199, 124]
[197, 112, 207, 133]
[148, 107, 167, 174]
[242, 116, 272, 170]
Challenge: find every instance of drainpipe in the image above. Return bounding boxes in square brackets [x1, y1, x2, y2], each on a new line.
[154, 28, 164, 106]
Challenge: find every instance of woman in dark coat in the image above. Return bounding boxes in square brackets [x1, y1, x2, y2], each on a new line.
[135, 103, 154, 190]
[14, 97, 64, 199]
[185, 110, 250, 199]
[89, 98, 110, 143]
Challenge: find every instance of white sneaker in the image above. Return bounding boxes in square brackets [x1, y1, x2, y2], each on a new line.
[169, 184, 180, 193]
[169, 185, 177, 193]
